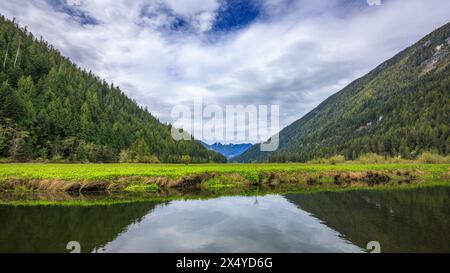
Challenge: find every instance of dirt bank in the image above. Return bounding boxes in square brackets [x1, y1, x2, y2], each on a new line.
[0, 170, 424, 194]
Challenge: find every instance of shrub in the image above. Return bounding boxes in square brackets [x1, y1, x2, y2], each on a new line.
[119, 149, 132, 163]
[124, 184, 158, 192]
[307, 158, 323, 164]
[181, 155, 191, 165]
[0, 157, 14, 163]
[308, 155, 345, 165]
[357, 153, 385, 164]
[136, 155, 160, 164]
[385, 156, 410, 164]
[416, 152, 450, 164]
[328, 155, 346, 165]
[50, 155, 66, 163]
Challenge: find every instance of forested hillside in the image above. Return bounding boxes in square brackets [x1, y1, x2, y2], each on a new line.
[0, 16, 226, 163]
[235, 22, 450, 163]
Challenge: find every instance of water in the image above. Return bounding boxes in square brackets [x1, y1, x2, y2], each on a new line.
[1, 187, 449, 253]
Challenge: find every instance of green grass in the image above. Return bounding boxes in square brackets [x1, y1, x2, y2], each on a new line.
[0, 163, 448, 206]
[124, 184, 159, 193]
[203, 175, 245, 189]
[0, 163, 448, 182]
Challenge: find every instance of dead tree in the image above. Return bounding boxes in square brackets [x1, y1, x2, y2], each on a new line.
[14, 41, 21, 67]
[2, 42, 9, 69]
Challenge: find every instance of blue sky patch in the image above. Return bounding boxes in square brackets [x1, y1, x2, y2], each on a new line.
[46, 0, 99, 26]
[212, 0, 262, 32]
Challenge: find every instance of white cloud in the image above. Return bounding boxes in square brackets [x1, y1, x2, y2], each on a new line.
[164, 0, 219, 16]
[0, 0, 449, 144]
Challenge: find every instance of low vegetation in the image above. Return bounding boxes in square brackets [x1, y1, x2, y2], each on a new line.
[416, 152, 450, 164]
[0, 163, 448, 202]
[308, 152, 450, 165]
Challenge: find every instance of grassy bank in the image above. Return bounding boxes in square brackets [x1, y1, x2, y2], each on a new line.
[0, 163, 448, 199]
[1, 163, 448, 181]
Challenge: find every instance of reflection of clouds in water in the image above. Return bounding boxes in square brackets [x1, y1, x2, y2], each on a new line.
[99, 195, 363, 253]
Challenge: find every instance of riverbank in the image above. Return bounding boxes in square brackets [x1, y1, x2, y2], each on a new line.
[0, 164, 448, 206]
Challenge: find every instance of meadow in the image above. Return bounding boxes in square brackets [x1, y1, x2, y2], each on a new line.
[0, 163, 448, 181]
[0, 163, 448, 206]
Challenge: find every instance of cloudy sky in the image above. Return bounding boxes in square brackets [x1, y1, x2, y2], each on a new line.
[1, 0, 449, 143]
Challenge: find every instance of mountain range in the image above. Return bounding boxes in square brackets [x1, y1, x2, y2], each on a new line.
[200, 142, 252, 160]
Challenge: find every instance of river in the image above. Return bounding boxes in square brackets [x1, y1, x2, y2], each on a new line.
[1, 187, 449, 253]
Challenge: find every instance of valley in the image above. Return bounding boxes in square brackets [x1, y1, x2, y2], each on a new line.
[0, 2, 449, 255]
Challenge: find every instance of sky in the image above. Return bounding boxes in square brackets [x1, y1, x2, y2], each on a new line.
[0, 0, 449, 144]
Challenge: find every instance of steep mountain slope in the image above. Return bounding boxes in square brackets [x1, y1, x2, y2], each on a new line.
[235, 22, 450, 163]
[0, 16, 226, 163]
[200, 142, 252, 159]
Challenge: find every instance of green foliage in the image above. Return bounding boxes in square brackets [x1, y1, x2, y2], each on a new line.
[236, 23, 450, 163]
[416, 152, 450, 164]
[0, 163, 448, 199]
[328, 155, 345, 165]
[356, 153, 386, 164]
[203, 175, 244, 189]
[119, 149, 132, 163]
[0, 16, 226, 163]
[181, 155, 191, 165]
[308, 155, 345, 165]
[0, 81, 26, 122]
[9, 130, 32, 161]
[124, 184, 159, 193]
[308, 151, 449, 164]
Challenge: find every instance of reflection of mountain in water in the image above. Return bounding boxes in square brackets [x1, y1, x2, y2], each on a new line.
[0, 202, 159, 253]
[285, 187, 450, 253]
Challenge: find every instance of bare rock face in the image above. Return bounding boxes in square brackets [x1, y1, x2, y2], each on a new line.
[422, 39, 432, 48]
[421, 40, 449, 73]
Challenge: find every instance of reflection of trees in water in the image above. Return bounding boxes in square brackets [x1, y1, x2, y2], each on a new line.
[2, 187, 449, 253]
[284, 187, 450, 253]
[0, 201, 159, 253]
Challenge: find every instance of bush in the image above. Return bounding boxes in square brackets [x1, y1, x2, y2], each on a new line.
[416, 152, 450, 164]
[181, 155, 191, 165]
[328, 155, 346, 165]
[50, 155, 67, 163]
[308, 155, 345, 165]
[308, 152, 450, 165]
[124, 184, 158, 192]
[357, 153, 385, 164]
[0, 157, 14, 163]
[385, 156, 410, 164]
[119, 149, 132, 163]
[136, 155, 160, 164]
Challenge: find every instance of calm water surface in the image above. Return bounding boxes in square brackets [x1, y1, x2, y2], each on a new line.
[1, 187, 449, 253]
